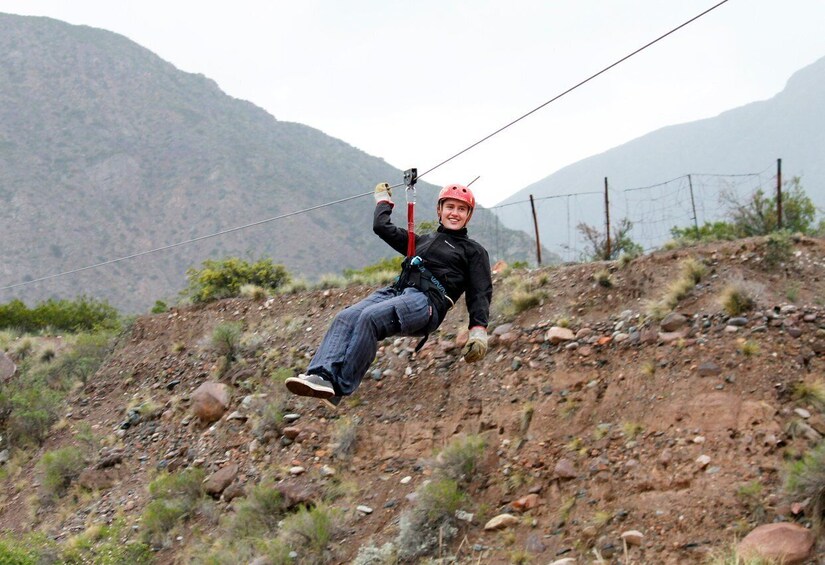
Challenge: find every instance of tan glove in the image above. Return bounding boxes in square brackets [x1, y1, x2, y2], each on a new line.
[374, 182, 392, 204]
[462, 326, 488, 363]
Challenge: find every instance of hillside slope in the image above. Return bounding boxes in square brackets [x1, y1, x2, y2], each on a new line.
[1, 236, 825, 563]
[0, 13, 540, 313]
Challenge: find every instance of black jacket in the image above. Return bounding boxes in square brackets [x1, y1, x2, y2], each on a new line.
[373, 201, 493, 329]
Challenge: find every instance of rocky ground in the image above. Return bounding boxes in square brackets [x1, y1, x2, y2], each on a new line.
[1, 235, 825, 564]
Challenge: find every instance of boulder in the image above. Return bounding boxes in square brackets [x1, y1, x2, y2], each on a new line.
[660, 312, 687, 332]
[484, 513, 519, 530]
[0, 352, 17, 383]
[546, 327, 575, 344]
[737, 523, 815, 564]
[191, 381, 231, 423]
[203, 463, 239, 497]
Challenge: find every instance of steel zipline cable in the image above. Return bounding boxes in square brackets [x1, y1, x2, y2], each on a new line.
[1, 0, 731, 294]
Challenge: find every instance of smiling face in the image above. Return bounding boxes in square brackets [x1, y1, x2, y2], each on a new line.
[438, 198, 472, 230]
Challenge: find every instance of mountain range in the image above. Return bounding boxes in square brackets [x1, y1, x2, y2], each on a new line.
[494, 55, 825, 259]
[0, 14, 541, 313]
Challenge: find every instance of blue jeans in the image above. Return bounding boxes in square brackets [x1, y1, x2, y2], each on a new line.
[307, 287, 432, 396]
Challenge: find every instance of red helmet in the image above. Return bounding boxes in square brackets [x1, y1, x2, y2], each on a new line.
[437, 184, 475, 210]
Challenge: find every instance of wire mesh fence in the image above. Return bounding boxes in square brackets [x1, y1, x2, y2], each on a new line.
[475, 164, 778, 264]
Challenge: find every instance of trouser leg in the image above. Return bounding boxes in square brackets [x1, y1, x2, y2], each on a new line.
[336, 288, 431, 395]
[307, 287, 397, 392]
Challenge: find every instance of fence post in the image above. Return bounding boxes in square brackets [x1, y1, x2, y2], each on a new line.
[604, 177, 611, 260]
[776, 158, 783, 230]
[529, 195, 542, 266]
[687, 174, 699, 238]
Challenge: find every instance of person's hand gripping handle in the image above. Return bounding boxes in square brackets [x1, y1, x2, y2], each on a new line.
[374, 182, 392, 204]
[462, 326, 488, 363]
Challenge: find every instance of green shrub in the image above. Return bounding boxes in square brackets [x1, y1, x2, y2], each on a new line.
[62, 519, 152, 565]
[3, 384, 63, 447]
[280, 503, 338, 554]
[0, 533, 58, 564]
[594, 269, 613, 288]
[148, 467, 206, 510]
[184, 257, 291, 303]
[792, 380, 825, 411]
[151, 300, 168, 314]
[681, 257, 707, 284]
[211, 322, 243, 359]
[434, 434, 486, 484]
[344, 256, 403, 280]
[396, 478, 466, 560]
[39, 446, 86, 498]
[0, 296, 120, 333]
[720, 284, 756, 316]
[761, 231, 793, 270]
[783, 441, 825, 531]
[226, 483, 286, 539]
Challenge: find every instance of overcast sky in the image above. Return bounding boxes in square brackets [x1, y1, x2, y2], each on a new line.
[1, 0, 824, 206]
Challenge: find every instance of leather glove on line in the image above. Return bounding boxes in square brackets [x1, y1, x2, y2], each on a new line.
[462, 326, 488, 363]
[374, 182, 392, 204]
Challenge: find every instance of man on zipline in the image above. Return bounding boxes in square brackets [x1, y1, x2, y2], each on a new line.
[285, 181, 493, 408]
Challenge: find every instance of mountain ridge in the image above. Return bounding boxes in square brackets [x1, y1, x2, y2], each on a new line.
[0, 13, 540, 313]
[494, 55, 825, 258]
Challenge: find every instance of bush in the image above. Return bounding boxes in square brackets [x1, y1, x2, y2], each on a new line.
[62, 519, 152, 564]
[396, 478, 465, 560]
[434, 435, 486, 484]
[0, 296, 120, 333]
[760, 231, 793, 270]
[226, 483, 286, 539]
[280, 503, 338, 554]
[783, 441, 825, 531]
[211, 322, 243, 359]
[39, 446, 86, 498]
[141, 467, 206, 546]
[720, 284, 756, 316]
[0, 533, 58, 564]
[184, 257, 291, 303]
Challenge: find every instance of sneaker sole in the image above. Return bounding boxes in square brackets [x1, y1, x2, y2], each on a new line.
[285, 376, 335, 399]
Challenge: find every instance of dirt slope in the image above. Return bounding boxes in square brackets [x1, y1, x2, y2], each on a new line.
[2, 235, 825, 564]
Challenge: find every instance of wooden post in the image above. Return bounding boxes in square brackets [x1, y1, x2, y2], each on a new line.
[529, 194, 542, 266]
[687, 174, 699, 238]
[776, 158, 783, 230]
[604, 177, 611, 260]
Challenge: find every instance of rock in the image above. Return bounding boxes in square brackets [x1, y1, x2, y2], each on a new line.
[550, 559, 577, 565]
[277, 484, 318, 509]
[0, 450, 9, 465]
[695, 455, 711, 469]
[728, 317, 749, 326]
[554, 458, 577, 479]
[282, 426, 301, 440]
[223, 482, 246, 502]
[546, 327, 575, 344]
[484, 513, 519, 530]
[525, 533, 546, 553]
[737, 523, 815, 564]
[697, 361, 722, 377]
[78, 468, 116, 490]
[511, 493, 542, 512]
[0, 352, 17, 383]
[659, 331, 684, 344]
[191, 382, 231, 423]
[660, 312, 687, 332]
[621, 530, 644, 546]
[203, 463, 238, 497]
[289, 466, 305, 475]
[356, 505, 373, 514]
